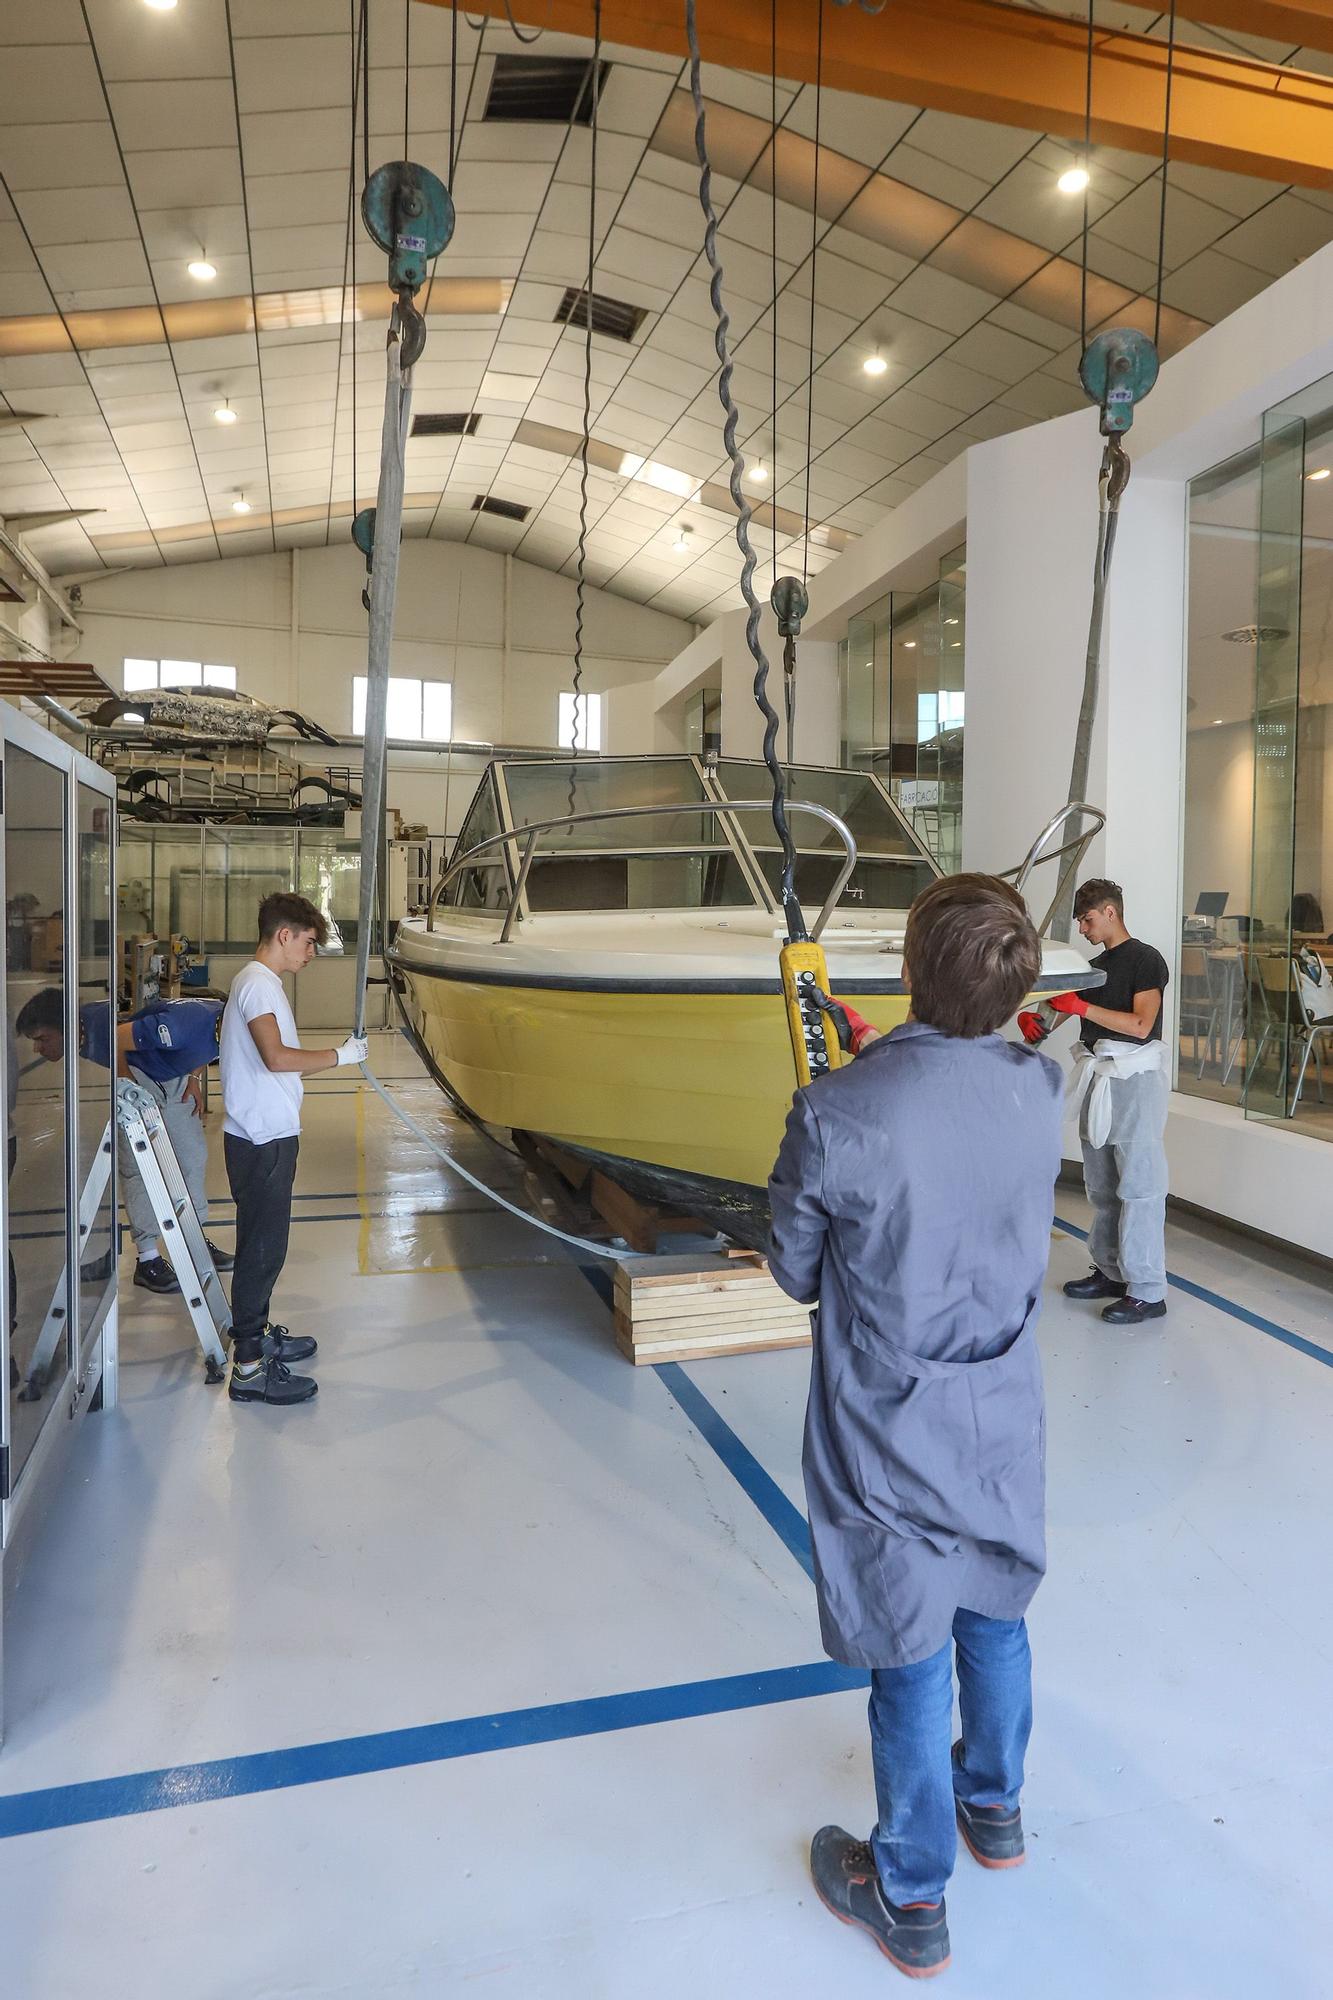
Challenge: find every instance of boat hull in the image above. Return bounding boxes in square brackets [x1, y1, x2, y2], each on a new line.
[395, 963, 912, 1193]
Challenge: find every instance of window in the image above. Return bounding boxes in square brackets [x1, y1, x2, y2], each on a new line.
[124, 658, 237, 692]
[558, 689, 602, 751]
[352, 676, 451, 742]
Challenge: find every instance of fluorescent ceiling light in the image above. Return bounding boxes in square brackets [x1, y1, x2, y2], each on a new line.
[619, 453, 699, 500]
[863, 350, 888, 377]
[1057, 165, 1090, 195]
[187, 259, 217, 282]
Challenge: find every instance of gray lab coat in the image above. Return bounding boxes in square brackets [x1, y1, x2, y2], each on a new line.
[768, 1021, 1064, 1671]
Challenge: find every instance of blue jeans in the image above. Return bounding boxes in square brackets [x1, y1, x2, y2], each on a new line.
[868, 1608, 1033, 1906]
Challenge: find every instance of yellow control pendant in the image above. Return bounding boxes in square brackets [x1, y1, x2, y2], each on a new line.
[779, 939, 846, 1088]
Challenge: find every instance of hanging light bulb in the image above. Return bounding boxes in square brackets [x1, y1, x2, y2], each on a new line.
[1057, 163, 1090, 195]
[673, 525, 692, 554]
[232, 493, 252, 515]
[213, 400, 238, 425]
[749, 459, 769, 484]
[863, 348, 888, 378]
[187, 257, 217, 281]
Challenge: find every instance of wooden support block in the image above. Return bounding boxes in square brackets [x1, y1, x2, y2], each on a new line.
[613, 1250, 813, 1365]
[590, 1170, 664, 1255]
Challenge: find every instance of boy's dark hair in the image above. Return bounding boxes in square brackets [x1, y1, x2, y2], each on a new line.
[257, 892, 329, 948]
[904, 873, 1041, 1039]
[1073, 877, 1124, 920]
[15, 987, 64, 1038]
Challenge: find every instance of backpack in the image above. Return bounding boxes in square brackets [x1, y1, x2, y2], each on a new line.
[1294, 948, 1333, 1024]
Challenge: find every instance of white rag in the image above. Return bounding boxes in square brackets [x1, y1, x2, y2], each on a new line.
[1067, 1036, 1167, 1149]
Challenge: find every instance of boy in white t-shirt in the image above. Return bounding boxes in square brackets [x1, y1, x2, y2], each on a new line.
[220, 893, 365, 1406]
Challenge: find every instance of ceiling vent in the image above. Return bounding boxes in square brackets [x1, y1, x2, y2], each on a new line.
[472, 494, 530, 523]
[484, 54, 609, 126]
[411, 411, 479, 438]
[555, 286, 648, 344]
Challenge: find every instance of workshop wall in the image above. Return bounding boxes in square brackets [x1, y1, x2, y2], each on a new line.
[72, 541, 691, 832]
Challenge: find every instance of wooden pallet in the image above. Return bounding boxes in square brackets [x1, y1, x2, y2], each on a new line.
[614, 1252, 812, 1365]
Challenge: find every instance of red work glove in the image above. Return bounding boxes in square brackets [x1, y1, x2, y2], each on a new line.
[812, 989, 878, 1055]
[1048, 990, 1089, 1018]
[1017, 1010, 1047, 1046]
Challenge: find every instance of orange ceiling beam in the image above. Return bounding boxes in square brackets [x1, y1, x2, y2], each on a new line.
[433, 0, 1333, 190]
[1192, 0, 1333, 48]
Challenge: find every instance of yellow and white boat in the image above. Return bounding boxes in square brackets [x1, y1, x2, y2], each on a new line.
[389, 754, 1097, 1237]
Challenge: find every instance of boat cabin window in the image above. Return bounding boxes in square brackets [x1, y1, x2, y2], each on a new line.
[447, 773, 509, 911]
[715, 761, 938, 910]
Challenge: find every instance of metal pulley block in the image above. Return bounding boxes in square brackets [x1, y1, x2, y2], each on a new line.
[361, 161, 454, 369]
[770, 574, 809, 641]
[1079, 327, 1159, 438]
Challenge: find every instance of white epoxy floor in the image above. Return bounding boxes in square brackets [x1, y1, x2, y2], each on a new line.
[0, 1032, 1330, 1997]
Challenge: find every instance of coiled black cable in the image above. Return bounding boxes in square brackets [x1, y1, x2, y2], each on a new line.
[684, 0, 806, 943]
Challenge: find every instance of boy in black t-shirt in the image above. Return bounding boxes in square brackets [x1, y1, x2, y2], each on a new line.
[1044, 879, 1170, 1326]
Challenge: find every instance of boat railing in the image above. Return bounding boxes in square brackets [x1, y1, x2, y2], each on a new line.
[999, 802, 1107, 935]
[425, 798, 860, 945]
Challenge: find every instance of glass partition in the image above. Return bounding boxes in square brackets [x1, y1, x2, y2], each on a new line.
[75, 785, 115, 1362]
[1180, 382, 1333, 1142]
[838, 546, 965, 869]
[203, 828, 296, 952]
[5, 744, 71, 1487]
[297, 831, 358, 952]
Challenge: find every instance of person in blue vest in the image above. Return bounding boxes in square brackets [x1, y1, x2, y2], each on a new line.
[16, 990, 233, 1294]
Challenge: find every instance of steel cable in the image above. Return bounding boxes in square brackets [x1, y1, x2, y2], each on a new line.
[685, 0, 805, 941]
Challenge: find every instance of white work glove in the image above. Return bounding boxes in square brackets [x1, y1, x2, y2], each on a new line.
[334, 1035, 368, 1067]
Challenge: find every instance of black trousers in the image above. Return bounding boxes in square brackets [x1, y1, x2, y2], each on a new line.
[225, 1133, 299, 1363]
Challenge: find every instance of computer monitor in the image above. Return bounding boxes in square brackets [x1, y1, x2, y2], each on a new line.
[1194, 891, 1228, 919]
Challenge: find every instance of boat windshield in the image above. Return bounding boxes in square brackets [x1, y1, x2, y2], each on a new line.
[714, 761, 937, 911]
[442, 755, 940, 917]
[495, 758, 756, 913]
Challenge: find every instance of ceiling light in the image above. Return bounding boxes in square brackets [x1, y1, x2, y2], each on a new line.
[903, 639, 917, 649]
[1212, 717, 1225, 725]
[619, 452, 699, 500]
[1306, 466, 1330, 481]
[944, 616, 959, 626]
[143, 0, 177, 10]
[232, 494, 251, 515]
[673, 525, 692, 554]
[187, 259, 217, 282]
[213, 401, 237, 425]
[749, 460, 769, 484]
[1057, 164, 1090, 195]
[863, 349, 888, 378]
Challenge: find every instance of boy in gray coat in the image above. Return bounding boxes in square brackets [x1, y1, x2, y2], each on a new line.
[769, 874, 1063, 1980]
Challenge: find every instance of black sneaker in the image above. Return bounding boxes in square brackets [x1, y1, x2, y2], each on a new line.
[262, 1322, 317, 1364]
[206, 1239, 235, 1272]
[134, 1255, 180, 1295]
[1101, 1296, 1167, 1326]
[809, 1827, 950, 1979]
[228, 1356, 318, 1405]
[1063, 1268, 1126, 1300]
[953, 1742, 1026, 1870]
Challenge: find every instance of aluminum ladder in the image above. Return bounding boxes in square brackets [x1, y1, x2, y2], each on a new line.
[18, 1078, 230, 1401]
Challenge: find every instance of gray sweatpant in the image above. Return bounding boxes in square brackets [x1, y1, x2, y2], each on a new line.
[120, 1072, 209, 1258]
[1080, 1063, 1169, 1305]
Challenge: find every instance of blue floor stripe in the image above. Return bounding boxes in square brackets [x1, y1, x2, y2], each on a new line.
[0, 1660, 865, 1839]
[654, 1362, 815, 1580]
[1053, 1212, 1333, 1369]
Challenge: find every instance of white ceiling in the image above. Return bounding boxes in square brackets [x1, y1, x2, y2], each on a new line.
[2, 0, 1332, 625]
